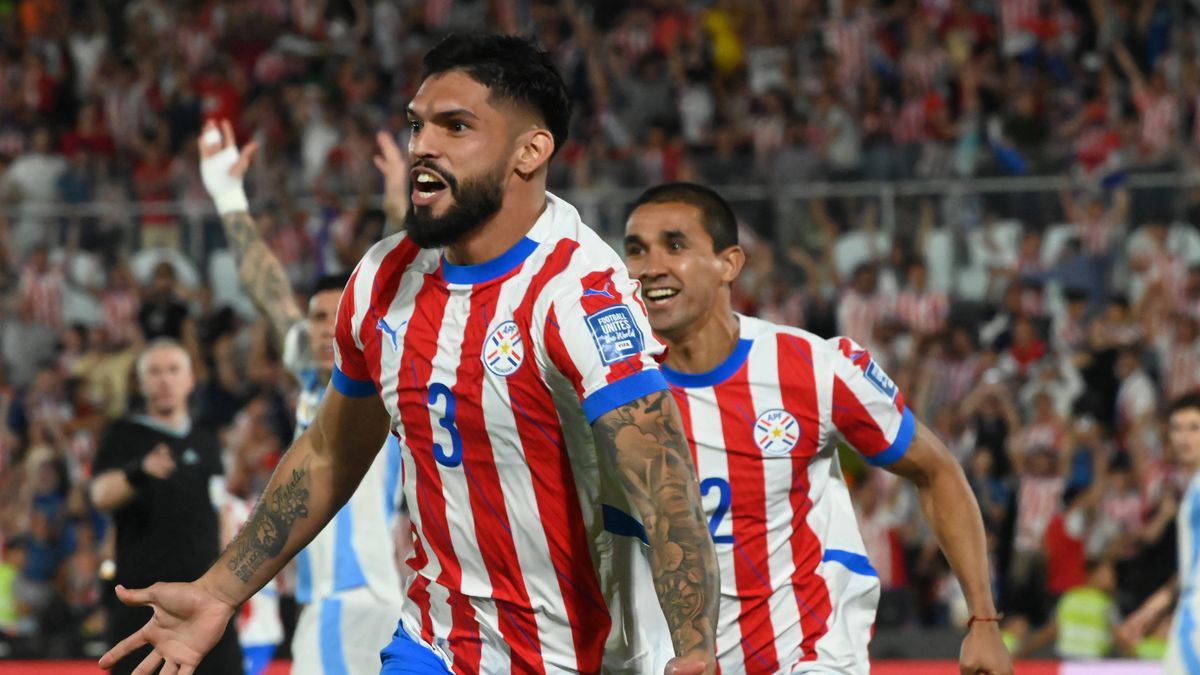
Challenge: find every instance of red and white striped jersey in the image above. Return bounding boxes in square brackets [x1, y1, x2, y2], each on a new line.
[1156, 335, 1200, 400]
[19, 263, 63, 330]
[893, 96, 928, 145]
[331, 194, 672, 674]
[1017, 420, 1064, 455]
[1014, 476, 1064, 553]
[1100, 490, 1144, 533]
[824, 12, 874, 85]
[837, 289, 886, 352]
[892, 288, 949, 335]
[1134, 90, 1179, 159]
[662, 316, 916, 675]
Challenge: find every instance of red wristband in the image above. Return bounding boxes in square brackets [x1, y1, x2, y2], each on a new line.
[967, 614, 1004, 630]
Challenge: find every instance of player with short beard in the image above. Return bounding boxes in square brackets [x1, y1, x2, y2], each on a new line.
[101, 35, 718, 675]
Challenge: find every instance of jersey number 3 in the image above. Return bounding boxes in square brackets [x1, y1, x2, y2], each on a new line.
[700, 477, 734, 544]
[429, 383, 463, 468]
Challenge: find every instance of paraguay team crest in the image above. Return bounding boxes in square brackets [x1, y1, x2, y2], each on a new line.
[754, 409, 800, 455]
[483, 321, 524, 376]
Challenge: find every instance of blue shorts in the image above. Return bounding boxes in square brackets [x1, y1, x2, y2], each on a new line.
[241, 644, 277, 675]
[379, 624, 452, 674]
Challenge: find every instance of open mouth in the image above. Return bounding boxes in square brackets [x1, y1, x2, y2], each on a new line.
[411, 168, 449, 205]
[642, 287, 680, 305]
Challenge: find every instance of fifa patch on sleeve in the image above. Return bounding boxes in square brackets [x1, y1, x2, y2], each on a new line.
[585, 305, 645, 365]
[865, 360, 898, 402]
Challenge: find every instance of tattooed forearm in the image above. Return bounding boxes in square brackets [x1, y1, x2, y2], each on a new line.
[593, 391, 718, 658]
[226, 460, 312, 583]
[220, 212, 302, 346]
[221, 212, 263, 260]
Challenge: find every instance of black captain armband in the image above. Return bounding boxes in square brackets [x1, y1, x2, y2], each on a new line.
[123, 460, 150, 489]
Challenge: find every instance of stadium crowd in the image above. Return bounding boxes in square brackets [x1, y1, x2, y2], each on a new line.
[1, 0, 1200, 662]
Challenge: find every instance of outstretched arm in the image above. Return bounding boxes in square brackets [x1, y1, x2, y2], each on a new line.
[99, 387, 392, 674]
[1113, 41, 1148, 95]
[593, 391, 719, 674]
[887, 423, 1012, 675]
[199, 120, 302, 350]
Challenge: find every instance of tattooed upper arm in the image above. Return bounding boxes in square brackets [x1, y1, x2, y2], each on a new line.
[592, 390, 718, 658]
[221, 212, 304, 348]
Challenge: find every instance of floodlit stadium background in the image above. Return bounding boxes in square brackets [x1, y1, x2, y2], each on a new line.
[1, 0, 1198, 672]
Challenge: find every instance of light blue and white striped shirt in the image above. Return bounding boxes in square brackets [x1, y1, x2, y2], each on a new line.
[285, 321, 404, 607]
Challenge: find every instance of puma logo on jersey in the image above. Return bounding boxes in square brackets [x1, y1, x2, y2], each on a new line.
[377, 318, 406, 351]
[584, 281, 616, 299]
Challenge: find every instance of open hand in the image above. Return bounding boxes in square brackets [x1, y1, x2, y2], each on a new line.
[198, 119, 258, 177]
[198, 119, 257, 215]
[98, 581, 236, 674]
[374, 130, 409, 225]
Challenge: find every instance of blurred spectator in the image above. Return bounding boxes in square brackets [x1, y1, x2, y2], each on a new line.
[1043, 486, 1093, 601]
[136, 261, 206, 383]
[0, 539, 25, 636]
[1008, 446, 1066, 627]
[131, 132, 180, 251]
[18, 244, 63, 331]
[1115, 346, 1157, 440]
[892, 258, 949, 339]
[838, 262, 886, 352]
[2, 126, 65, 255]
[1045, 559, 1121, 659]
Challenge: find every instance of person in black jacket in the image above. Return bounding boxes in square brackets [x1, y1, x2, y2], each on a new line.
[89, 338, 242, 675]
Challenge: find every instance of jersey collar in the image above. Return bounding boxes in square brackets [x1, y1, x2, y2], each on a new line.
[440, 236, 539, 285]
[131, 414, 192, 438]
[661, 338, 754, 388]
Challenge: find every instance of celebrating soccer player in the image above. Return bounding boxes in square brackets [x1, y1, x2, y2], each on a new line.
[622, 183, 1013, 675]
[100, 35, 717, 675]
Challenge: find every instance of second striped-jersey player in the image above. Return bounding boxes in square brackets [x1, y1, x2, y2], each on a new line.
[623, 183, 1011, 675]
[664, 316, 907, 674]
[332, 193, 677, 673]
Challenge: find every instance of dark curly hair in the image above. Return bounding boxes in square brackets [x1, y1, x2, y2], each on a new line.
[422, 34, 572, 157]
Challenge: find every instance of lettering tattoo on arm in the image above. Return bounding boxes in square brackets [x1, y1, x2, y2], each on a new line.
[226, 458, 312, 583]
[220, 212, 303, 347]
[593, 390, 718, 657]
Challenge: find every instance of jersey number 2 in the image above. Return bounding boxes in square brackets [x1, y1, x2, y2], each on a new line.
[700, 477, 734, 544]
[428, 383, 463, 468]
